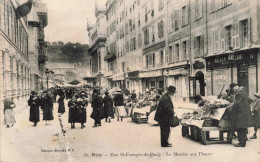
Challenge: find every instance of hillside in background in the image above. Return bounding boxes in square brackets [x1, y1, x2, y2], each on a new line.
[46, 42, 89, 63]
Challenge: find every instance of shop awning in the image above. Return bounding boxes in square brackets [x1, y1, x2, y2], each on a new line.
[168, 68, 188, 76]
[104, 53, 116, 61]
[127, 71, 139, 79]
[112, 73, 124, 81]
[139, 69, 162, 78]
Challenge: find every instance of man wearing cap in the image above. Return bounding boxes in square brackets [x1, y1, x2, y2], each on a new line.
[250, 93, 260, 139]
[229, 83, 253, 147]
[154, 85, 176, 147]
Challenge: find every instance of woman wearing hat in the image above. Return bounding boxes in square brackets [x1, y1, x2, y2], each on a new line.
[41, 92, 54, 125]
[3, 97, 16, 128]
[250, 93, 260, 139]
[28, 91, 41, 127]
[58, 94, 65, 114]
[113, 88, 126, 121]
[103, 91, 114, 123]
[91, 89, 103, 127]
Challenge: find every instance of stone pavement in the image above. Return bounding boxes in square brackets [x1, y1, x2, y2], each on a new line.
[61, 104, 260, 162]
[0, 100, 259, 162]
[0, 101, 67, 162]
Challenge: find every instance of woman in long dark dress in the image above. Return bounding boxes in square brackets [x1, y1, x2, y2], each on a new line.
[68, 95, 77, 129]
[58, 94, 65, 114]
[91, 89, 103, 127]
[75, 92, 88, 129]
[41, 92, 54, 125]
[28, 91, 41, 127]
[103, 91, 114, 123]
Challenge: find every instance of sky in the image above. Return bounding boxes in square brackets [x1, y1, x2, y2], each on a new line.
[36, 0, 107, 45]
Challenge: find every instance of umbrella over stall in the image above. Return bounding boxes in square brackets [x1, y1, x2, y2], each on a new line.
[68, 79, 81, 85]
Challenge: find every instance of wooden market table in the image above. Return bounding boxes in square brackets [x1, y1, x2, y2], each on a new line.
[181, 107, 232, 145]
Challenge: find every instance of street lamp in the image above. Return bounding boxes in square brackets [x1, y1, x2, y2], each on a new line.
[45, 68, 49, 90]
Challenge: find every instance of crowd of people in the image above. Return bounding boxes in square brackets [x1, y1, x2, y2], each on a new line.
[2, 83, 260, 148]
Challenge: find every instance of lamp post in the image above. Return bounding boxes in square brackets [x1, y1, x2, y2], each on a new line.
[45, 68, 49, 90]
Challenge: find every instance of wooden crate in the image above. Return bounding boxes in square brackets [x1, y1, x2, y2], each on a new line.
[133, 112, 148, 124]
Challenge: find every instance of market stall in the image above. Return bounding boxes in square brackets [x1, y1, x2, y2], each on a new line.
[180, 96, 232, 145]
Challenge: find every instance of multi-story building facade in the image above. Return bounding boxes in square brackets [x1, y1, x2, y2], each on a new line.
[140, 0, 167, 94]
[104, 0, 117, 88]
[0, 0, 30, 107]
[166, 0, 191, 102]
[205, 0, 260, 99]
[28, 0, 48, 93]
[88, 0, 260, 101]
[87, 3, 107, 87]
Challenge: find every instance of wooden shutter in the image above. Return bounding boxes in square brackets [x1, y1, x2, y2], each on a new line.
[193, 37, 197, 58]
[185, 5, 189, 25]
[200, 35, 204, 56]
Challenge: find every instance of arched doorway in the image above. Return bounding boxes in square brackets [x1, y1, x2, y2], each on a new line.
[195, 71, 205, 96]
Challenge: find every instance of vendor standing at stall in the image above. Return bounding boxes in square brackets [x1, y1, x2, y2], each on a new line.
[154, 86, 176, 147]
[230, 83, 253, 147]
[250, 93, 260, 139]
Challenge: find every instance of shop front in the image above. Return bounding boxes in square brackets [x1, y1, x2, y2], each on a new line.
[165, 65, 190, 102]
[205, 49, 259, 98]
[112, 73, 125, 89]
[139, 69, 164, 94]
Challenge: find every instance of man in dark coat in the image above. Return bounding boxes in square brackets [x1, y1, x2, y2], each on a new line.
[154, 86, 176, 147]
[91, 89, 103, 127]
[28, 91, 41, 127]
[41, 92, 54, 125]
[230, 83, 253, 147]
[103, 91, 114, 123]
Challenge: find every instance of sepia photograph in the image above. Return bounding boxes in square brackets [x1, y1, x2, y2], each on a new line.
[0, 0, 260, 161]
